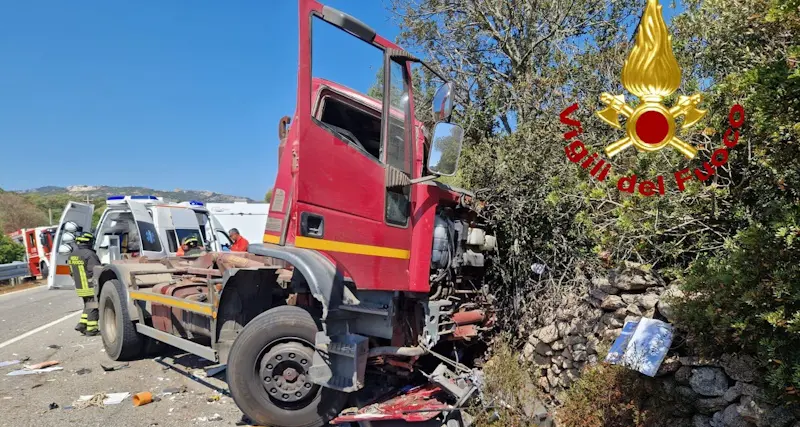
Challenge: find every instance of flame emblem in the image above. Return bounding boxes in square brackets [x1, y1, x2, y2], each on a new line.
[597, 0, 706, 159]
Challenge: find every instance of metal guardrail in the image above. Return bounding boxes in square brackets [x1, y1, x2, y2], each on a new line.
[0, 262, 30, 281]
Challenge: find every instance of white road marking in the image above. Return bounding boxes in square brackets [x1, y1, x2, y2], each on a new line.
[0, 311, 81, 350]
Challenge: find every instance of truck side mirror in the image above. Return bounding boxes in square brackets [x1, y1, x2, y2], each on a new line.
[427, 122, 464, 177]
[432, 82, 454, 123]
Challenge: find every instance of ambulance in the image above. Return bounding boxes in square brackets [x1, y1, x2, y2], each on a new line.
[47, 195, 232, 290]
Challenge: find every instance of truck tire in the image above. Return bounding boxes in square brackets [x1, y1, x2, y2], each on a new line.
[99, 279, 143, 360]
[227, 306, 347, 427]
[40, 262, 48, 278]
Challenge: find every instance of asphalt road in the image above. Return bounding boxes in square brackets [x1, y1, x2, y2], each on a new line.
[0, 285, 247, 427]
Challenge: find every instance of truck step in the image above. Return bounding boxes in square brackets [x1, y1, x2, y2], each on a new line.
[136, 323, 218, 363]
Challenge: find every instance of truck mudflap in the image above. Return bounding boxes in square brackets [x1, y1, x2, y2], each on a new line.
[332, 384, 451, 424]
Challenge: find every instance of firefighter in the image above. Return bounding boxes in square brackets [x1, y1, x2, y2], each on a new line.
[68, 232, 100, 336]
[180, 236, 204, 256]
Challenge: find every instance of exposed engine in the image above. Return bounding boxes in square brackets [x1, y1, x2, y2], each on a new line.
[423, 201, 497, 347]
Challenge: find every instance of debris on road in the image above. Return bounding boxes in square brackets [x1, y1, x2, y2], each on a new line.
[0, 360, 22, 368]
[190, 370, 207, 379]
[7, 366, 63, 376]
[133, 391, 153, 407]
[206, 393, 221, 403]
[196, 413, 223, 422]
[204, 365, 227, 377]
[76, 392, 131, 408]
[47, 344, 61, 350]
[161, 385, 188, 396]
[76, 368, 91, 375]
[24, 360, 59, 370]
[100, 362, 129, 372]
[48, 402, 59, 410]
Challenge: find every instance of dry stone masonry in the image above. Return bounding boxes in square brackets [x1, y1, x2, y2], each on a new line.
[521, 264, 800, 427]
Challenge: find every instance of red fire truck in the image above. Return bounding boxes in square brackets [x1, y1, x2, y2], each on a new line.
[8, 226, 57, 278]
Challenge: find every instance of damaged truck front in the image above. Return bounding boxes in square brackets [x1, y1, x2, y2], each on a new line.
[92, 1, 497, 426]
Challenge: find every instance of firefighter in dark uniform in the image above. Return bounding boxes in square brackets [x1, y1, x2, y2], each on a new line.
[69, 232, 101, 336]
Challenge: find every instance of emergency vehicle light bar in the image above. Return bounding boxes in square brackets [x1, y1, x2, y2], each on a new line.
[106, 195, 163, 204]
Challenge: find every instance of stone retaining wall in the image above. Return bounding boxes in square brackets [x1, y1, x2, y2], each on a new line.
[521, 264, 799, 427]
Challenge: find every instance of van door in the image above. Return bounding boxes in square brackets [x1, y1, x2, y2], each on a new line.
[47, 202, 94, 290]
[126, 201, 166, 258]
[207, 214, 232, 251]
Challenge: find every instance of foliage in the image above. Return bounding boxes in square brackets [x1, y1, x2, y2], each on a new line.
[0, 234, 25, 264]
[264, 189, 273, 203]
[676, 222, 800, 396]
[392, 0, 800, 397]
[558, 363, 661, 427]
[472, 338, 540, 427]
[0, 192, 49, 233]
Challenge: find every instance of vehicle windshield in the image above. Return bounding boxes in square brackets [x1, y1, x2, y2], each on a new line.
[176, 229, 203, 246]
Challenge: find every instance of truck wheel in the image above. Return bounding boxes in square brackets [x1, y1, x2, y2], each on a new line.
[40, 262, 48, 278]
[99, 279, 142, 360]
[227, 306, 347, 427]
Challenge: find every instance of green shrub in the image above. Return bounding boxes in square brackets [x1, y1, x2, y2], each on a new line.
[675, 222, 800, 396]
[0, 234, 25, 265]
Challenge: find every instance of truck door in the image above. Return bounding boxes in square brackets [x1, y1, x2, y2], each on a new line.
[126, 201, 167, 258]
[285, 0, 416, 291]
[24, 229, 41, 276]
[48, 202, 94, 290]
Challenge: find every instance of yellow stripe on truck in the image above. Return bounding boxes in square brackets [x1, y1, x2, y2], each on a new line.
[263, 234, 410, 259]
[129, 291, 213, 316]
[295, 236, 410, 259]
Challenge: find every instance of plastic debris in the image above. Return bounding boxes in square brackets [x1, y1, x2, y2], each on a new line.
[7, 367, 63, 376]
[0, 360, 21, 368]
[207, 394, 221, 403]
[77, 392, 130, 407]
[25, 360, 59, 370]
[48, 402, 59, 410]
[208, 414, 223, 421]
[133, 392, 153, 407]
[76, 368, 91, 375]
[100, 362, 129, 372]
[204, 365, 227, 377]
[606, 318, 674, 377]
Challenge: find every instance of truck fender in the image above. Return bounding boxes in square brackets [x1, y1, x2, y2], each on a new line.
[247, 243, 345, 319]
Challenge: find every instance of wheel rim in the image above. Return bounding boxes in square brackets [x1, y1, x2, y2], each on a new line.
[258, 341, 318, 407]
[103, 297, 118, 343]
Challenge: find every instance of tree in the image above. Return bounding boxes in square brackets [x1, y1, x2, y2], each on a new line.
[391, 0, 800, 397]
[264, 189, 273, 203]
[0, 234, 25, 264]
[0, 192, 49, 233]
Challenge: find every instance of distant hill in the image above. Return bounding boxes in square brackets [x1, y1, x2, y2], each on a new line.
[19, 185, 254, 203]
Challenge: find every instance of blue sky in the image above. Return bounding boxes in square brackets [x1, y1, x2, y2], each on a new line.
[0, 1, 684, 200]
[0, 1, 399, 200]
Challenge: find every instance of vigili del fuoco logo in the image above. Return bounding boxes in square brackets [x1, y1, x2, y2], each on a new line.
[559, 0, 745, 197]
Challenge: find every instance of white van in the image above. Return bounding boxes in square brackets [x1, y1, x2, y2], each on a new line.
[47, 196, 232, 290]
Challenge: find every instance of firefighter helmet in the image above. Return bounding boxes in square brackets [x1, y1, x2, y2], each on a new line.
[182, 236, 200, 248]
[75, 232, 94, 245]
